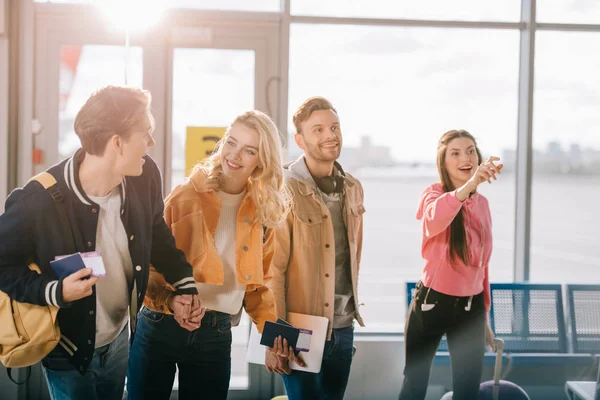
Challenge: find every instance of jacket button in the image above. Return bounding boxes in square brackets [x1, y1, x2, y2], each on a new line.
[325, 273, 330, 278]
[121, 209, 124, 215]
[130, 235, 135, 241]
[88, 340, 92, 345]
[91, 208, 97, 214]
[325, 303, 329, 307]
[244, 218, 250, 223]
[245, 274, 251, 280]
[325, 244, 330, 248]
[135, 265, 142, 272]
[89, 310, 94, 315]
[243, 246, 248, 251]
[323, 215, 328, 219]
[87, 241, 93, 247]
[308, 218, 312, 223]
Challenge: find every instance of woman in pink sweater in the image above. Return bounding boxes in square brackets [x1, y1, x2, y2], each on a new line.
[398, 129, 502, 400]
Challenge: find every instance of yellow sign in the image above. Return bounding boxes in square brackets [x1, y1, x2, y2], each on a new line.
[185, 126, 226, 177]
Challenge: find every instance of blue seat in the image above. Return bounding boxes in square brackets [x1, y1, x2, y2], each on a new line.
[566, 284, 600, 354]
[489, 283, 594, 384]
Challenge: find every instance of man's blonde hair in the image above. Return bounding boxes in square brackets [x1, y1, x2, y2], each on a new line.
[292, 96, 337, 134]
[74, 85, 154, 156]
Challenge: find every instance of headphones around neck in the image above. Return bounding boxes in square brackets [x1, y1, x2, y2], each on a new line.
[314, 161, 346, 195]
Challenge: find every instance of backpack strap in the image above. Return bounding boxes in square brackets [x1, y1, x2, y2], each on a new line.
[29, 172, 77, 254]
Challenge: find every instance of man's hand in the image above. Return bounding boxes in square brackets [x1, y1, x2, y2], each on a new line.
[62, 268, 99, 303]
[172, 294, 205, 331]
[265, 336, 307, 375]
[266, 345, 291, 375]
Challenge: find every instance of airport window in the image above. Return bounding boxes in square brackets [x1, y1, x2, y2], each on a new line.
[529, 31, 600, 282]
[291, 0, 520, 22]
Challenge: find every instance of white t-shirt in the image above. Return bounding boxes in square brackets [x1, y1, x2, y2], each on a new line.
[195, 189, 247, 314]
[88, 189, 133, 348]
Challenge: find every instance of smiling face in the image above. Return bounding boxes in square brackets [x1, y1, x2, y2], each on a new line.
[294, 109, 342, 163]
[220, 122, 261, 185]
[443, 136, 482, 189]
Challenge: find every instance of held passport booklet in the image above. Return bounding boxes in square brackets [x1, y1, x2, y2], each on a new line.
[260, 319, 313, 353]
[50, 251, 106, 279]
[247, 312, 329, 373]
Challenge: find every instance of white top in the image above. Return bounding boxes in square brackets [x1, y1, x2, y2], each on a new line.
[88, 188, 133, 348]
[196, 189, 247, 314]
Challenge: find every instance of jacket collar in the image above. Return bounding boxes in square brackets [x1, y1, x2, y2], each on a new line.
[64, 149, 127, 208]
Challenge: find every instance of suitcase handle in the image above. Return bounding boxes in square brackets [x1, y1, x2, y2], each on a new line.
[493, 338, 505, 400]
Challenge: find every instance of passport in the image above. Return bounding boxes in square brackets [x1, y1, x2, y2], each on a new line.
[50, 253, 86, 279]
[260, 320, 300, 350]
[50, 251, 106, 279]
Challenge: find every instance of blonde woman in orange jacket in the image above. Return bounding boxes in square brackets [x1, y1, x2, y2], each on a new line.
[127, 110, 302, 399]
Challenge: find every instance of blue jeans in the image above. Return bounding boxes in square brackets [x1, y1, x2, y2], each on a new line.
[127, 306, 232, 400]
[42, 325, 129, 400]
[282, 326, 354, 400]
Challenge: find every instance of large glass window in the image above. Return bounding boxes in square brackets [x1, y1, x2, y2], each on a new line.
[530, 31, 600, 283]
[536, 0, 600, 24]
[59, 44, 143, 159]
[289, 24, 519, 331]
[291, 1, 520, 22]
[170, 48, 255, 191]
[35, 0, 280, 12]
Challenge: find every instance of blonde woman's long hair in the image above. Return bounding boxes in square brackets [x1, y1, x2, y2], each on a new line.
[197, 110, 290, 228]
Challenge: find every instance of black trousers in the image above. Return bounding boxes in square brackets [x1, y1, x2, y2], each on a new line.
[398, 283, 486, 400]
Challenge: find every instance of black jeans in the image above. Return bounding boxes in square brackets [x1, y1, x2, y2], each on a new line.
[399, 283, 486, 400]
[127, 307, 232, 400]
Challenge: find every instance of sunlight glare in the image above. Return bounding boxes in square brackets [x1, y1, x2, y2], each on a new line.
[98, 0, 166, 32]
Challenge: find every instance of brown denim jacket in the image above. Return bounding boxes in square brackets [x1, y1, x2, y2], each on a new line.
[270, 156, 365, 339]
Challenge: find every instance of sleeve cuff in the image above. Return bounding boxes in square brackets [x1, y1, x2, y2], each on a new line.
[45, 279, 70, 308]
[171, 276, 198, 294]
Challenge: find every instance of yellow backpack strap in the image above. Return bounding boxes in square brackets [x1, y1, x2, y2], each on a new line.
[28, 172, 57, 190]
[28, 171, 76, 254]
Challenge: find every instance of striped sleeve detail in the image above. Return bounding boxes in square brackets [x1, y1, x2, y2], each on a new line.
[45, 280, 60, 307]
[171, 277, 196, 290]
[58, 335, 78, 356]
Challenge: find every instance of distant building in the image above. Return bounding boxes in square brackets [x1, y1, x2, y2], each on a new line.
[286, 133, 397, 169]
[501, 142, 600, 175]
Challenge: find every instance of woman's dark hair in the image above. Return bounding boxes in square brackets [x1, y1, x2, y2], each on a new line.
[437, 129, 483, 265]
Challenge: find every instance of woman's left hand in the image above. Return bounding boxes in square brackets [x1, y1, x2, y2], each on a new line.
[485, 321, 496, 352]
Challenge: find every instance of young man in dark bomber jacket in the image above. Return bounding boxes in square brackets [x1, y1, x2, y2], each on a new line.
[0, 86, 200, 400]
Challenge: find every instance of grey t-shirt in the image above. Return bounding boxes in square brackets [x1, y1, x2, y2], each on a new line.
[321, 191, 355, 329]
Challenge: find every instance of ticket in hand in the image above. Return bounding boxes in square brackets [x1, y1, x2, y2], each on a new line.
[296, 328, 313, 352]
[52, 251, 106, 278]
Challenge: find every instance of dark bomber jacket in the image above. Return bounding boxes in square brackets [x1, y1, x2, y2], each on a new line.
[0, 150, 197, 372]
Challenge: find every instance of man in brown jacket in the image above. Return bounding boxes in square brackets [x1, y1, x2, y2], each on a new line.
[270, 96, 366, 399]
